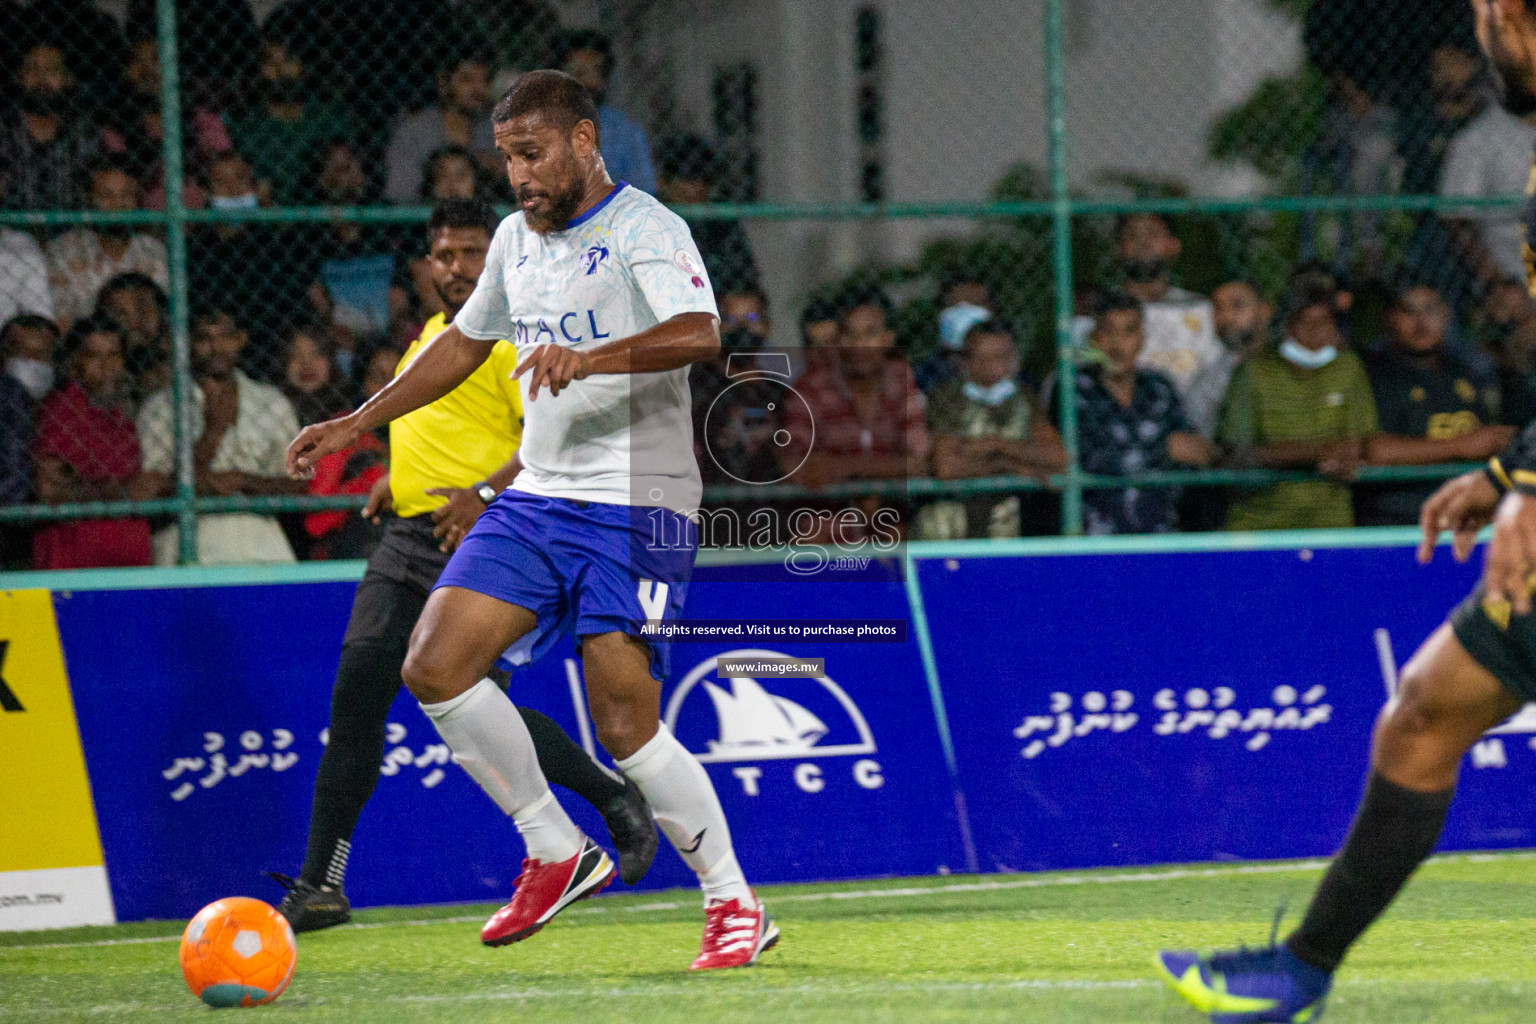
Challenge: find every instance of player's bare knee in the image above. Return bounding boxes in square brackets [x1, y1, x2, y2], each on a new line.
[401, 644, 450, 704]
[589, 699, 655, 760]
[1379, 661, 1461, 749]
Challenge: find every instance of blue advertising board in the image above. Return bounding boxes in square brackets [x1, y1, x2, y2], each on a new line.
[48, 560, 962, 921]
[914, 541, 1536, 872]
[23, 532, 1536, 924]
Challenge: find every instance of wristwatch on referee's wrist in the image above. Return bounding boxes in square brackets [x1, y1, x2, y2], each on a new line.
[474, 481, 498, 505]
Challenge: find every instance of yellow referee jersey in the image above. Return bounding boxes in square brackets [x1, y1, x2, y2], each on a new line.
[389, 313, 523, 517]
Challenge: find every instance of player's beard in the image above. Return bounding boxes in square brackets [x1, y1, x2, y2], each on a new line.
[519, 179, 584, 234]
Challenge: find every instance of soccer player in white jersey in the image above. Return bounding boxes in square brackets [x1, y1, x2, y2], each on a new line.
[287, 71, 776, 970]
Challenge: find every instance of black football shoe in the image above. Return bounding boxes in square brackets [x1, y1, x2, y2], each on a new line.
[267, 871, 352, 933]
[602, 775, 659, 885]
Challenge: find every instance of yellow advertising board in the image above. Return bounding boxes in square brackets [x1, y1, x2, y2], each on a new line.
[0, 589, 115, 930]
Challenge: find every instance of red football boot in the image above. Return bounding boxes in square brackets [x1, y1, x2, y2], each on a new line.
[481, 836, 615, 947]
[689, 895, 779, 970]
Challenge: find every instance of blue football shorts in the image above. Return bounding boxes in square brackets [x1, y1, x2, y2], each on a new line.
[433, 489, 696, 682]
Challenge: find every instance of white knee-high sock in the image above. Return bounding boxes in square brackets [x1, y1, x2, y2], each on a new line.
[616, 723, 753, 907]
[419, 678, 581, 863]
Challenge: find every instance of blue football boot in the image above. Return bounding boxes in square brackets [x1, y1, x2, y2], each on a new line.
[1154, 944, 1331, 1023]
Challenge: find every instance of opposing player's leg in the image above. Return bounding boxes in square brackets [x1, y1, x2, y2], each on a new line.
[582, 630, 778, 970]
[404, 586, 615, 945]
[517, 703, 656, 884]
[1157, 621, 1523, 1022]
[271, 560, 425, 932]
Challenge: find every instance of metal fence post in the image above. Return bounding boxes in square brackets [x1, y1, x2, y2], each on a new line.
[155, 0, 197, 564]
[1044, 0, 1082, 535]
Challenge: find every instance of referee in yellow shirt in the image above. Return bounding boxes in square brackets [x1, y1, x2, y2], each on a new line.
[271, 200, 655, 932]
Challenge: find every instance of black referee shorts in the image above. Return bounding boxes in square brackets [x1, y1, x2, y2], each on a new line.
[340, 514, 450, 650]
[1449, 583, 1536, 703]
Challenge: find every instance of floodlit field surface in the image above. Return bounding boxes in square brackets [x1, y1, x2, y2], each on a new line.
[3, 852, 1533, 1023]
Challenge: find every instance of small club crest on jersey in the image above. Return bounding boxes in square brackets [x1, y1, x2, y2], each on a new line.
[581, 245, 609, 275]
[673, 248, 705, 288]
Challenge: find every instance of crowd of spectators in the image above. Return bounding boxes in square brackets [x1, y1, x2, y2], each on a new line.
[3, 2, 1536, 567]
[681, 208, 1531, 545]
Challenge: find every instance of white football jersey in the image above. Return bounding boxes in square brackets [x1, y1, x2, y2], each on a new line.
[455, 183, 718, 511]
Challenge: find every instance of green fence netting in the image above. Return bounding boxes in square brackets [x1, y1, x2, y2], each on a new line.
[0, 0, 1521, 565]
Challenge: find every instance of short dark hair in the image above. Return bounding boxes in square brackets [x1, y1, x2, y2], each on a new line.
[550, 29, 613, 77]
[717, 280, 769, 312]
[83, 154, 135, 190]
[836, 282, 894, 326]
[491, 69, 602, 147]
[1114, 211, 1175, 241]
[1284, 270, 1340, 324]
[1216, 277, 1262, 295]
[1093, 290, 1144, 322]
[800, 293, 841, 330]
[961, 317, 1014, 353]
[1389, 273, 1444, 308]
[441, 48, 493, 80]
[655, 132, 717, 183]
[59, 313, 125, 369]
[191, 307, 240, 333]
[420, 144, 481, 200]
[97, 271, 167, 314]
[0, 313, 59, 357]
[427, 197, 501, 244]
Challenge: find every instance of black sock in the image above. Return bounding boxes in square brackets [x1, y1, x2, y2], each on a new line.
[299, 642, 405, 888]
[517, 705, 627, 813]
[1285, 772, 1454, 973]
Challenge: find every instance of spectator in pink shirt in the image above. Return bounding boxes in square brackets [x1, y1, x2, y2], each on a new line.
[31, 314, 151, 569]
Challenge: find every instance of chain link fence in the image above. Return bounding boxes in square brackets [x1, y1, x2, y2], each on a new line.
[0, 0, 1525, 567]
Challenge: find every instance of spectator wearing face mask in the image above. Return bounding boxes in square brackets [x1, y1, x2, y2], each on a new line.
[2, 313, 60, 404]
[46, 158, 168, 332]
[917, 271, 994, 394]
[0, 41, 99, 209]
[1113, 213, 1226, 439]
[229, 34, 348, 207]
[553, 29, 656, 194]
[0, 315, 58, 519]
[1476, 277, 1536, 425]
[1219, 272, 1378, 530]
[921, 319, 1065, 539]
[188, 151, 314, 362]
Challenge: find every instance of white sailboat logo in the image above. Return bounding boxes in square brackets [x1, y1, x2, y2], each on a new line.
[665, 649, 878, 764]
[704, 677, 829, 756]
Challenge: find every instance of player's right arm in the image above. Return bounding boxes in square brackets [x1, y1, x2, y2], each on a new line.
[287, 323, 496, 478]
[1418, 419, 1536, 565]
[290, 222, 516, 478]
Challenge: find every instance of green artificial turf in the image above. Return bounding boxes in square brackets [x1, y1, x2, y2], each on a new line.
[2, 852, 1533, 1023]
